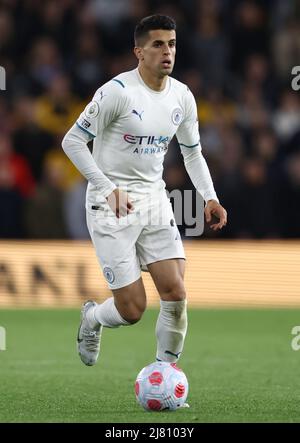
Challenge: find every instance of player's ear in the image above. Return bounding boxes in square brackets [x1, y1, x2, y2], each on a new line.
[134, 46, 144, 61]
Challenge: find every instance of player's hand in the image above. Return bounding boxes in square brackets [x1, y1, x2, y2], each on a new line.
[106, 188, 134, 218]
[204, 199, 227, 231]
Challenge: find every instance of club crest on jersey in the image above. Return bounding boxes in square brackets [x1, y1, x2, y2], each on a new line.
[103, 267, 115, 284]
[172, 108, 183, 125]
[85, 101, 99, 119]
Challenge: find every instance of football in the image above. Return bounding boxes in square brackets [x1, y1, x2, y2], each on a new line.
[135, 361, 189, 411]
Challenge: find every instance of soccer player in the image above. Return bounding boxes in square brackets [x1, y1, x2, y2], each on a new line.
[62, 15, 227, 367]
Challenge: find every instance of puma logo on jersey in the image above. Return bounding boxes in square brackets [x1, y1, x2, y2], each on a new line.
[132, 109, 144, 121]
[99, 90, 106, 101]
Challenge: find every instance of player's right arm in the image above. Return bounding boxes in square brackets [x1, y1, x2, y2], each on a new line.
[61, 82, 133, 217]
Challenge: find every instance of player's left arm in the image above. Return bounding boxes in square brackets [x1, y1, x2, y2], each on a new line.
[176, 88, 227, 231]
[204, 199, 227, 231]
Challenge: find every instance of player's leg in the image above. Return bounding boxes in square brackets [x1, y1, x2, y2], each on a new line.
[77, 209, 144, 366]
[89, 277, 147, 326]
[147, 258, 186, 301]
[112, 278, 147, 324]
[77, 277, 146, 366]
[136, 192, 187, 364]
[147, 258, 187, 363]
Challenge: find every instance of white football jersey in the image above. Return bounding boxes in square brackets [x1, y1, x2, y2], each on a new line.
[76, 68, 200, 207]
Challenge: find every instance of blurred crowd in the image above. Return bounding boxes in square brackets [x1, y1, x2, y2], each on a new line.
[0, 0, 300, 240]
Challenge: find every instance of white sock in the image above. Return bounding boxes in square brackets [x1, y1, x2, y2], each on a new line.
[87, 297, 130, 328]
[155, 299, 188, 363]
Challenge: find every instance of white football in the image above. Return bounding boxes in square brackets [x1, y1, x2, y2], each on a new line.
[135, 361, 189, 411]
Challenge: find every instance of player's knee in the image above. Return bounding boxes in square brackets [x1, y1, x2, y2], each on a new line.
[118, 300, 146, 325]
[125, 316, 141, 325]
[114, 288, 147, 325]
[123, 308, 144, 324]
[161, 279, 186, 301]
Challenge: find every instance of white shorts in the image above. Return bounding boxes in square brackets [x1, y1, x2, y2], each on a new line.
[86, 191, 185, 290]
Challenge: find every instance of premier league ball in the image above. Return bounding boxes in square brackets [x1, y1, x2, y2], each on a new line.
[135, 361, 189, 411]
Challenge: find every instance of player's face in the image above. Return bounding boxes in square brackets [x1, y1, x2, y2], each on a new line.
[138, 29, 176, 77]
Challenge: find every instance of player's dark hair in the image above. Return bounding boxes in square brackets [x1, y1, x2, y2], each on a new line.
[134, 14, 176, 46]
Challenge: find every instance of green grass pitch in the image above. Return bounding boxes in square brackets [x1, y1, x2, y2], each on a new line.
[1, 308, 300, 423]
